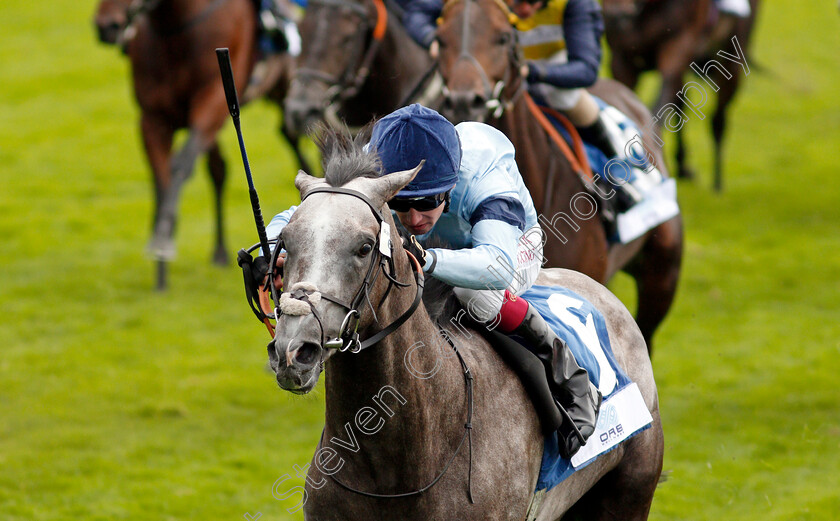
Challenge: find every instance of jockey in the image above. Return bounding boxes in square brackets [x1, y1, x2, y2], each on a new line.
[254, 0, 303, 56]
[405, 0, 641, 212]
[266, 104, 602, 459]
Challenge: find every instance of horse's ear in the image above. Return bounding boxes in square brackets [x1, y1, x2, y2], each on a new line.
[371, 160, 425, 205]
[295, 170, 325, 198]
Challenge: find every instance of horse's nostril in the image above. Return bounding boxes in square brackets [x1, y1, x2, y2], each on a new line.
[294, 342, 320, 367]
[267, 339, 279, 364]
[472, 95, 487, 110]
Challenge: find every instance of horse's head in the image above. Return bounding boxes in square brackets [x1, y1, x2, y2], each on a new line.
[269, 128, 422, 394]
[436, 0, 524, 123]
[284, 0, 386, 135]
[94, 0, 132, 44]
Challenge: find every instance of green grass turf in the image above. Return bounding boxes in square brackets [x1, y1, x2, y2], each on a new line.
[1, 0, 838, 519]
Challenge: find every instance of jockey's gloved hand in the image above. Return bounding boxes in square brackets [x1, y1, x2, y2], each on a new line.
[249, 252, 286, 292]
[402, 235, 427, 266]
[251, 255, 270, 285]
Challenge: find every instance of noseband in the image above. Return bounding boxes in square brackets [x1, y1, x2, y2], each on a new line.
[239, 185, 424, 354]
[240, 185, 476, 504]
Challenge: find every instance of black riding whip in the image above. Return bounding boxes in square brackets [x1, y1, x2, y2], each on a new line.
[217, 48, 280, 335]
[215, 48, 271, 258]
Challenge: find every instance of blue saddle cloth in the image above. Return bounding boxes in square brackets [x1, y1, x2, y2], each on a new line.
[518, 285, 651, 492]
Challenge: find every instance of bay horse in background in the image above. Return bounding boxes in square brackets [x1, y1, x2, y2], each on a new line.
[436, 0, 683, 353]
[284, 0, 438, 137]
[602, 0, 761, 191]
[267, 128, 663, 519]
[94, 0, 305, 290]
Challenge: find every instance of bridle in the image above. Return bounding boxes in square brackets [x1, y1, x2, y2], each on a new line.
[237, 184, 476, 503]
[439, 0, 526, 119]
[240, 184, 424, 354]
[294, 0, 389, 122]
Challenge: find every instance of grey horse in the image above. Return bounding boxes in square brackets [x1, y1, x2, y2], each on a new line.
[268, 129, 664, 520]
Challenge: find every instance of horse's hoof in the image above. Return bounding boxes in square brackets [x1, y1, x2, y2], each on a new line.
[146, 237, 177, 261]
[212, 248, 229, 266]
[155, 261, 168, 292]
[677, 167, 695, 180]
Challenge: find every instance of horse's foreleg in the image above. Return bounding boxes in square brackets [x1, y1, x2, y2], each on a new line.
[280, 124, 313, 175]
[150, 131, 204, 264]
[710, 69, 741, 192]
[652, 27, 702, 117]
[140, 113, 175, 290]
[673, 95, 694, 180]
[625, 214, 683, 354]
[207, 142, 228, 265]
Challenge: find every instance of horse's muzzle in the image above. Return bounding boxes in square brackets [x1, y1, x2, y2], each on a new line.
[268, 337, 322, 393]
[441, 90, 488, 124]
[284, 96, 324, 137]
[96, 22, 122, 45]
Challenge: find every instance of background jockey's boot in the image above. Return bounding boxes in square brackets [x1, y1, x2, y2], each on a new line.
[578, 115, 640, 213]
[578, 114, 620, 160]
[511, 305, 602, 459]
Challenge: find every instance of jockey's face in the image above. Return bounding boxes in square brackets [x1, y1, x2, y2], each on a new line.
[511, 0, 545, 18]
[394, 204, 446, 236]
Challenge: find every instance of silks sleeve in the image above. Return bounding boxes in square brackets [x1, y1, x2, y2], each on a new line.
[264, 205, 298, 255]
[426, 218, 523, 291]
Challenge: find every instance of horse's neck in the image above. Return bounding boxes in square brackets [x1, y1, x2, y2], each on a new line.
[498, 99, 582, 214]
[147, 0, 210, 26]
[347, 11, 432, 123]
[321, 298, 466, 484]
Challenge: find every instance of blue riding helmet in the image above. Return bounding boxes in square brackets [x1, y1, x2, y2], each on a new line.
[370, 104, 462, 197]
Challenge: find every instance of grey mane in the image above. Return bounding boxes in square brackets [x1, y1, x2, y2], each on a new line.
[314, 123, 381, 187]
[422, 277, 463, 328]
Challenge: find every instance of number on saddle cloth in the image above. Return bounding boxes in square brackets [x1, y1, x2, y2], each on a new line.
[520, 284, 630, 397]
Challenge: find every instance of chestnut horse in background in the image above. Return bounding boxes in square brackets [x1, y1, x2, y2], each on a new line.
[602, 0, 761, 191]
[436, 0, 683, 352]
[284, 0, 438, 136]
[94, 0, 303, 290]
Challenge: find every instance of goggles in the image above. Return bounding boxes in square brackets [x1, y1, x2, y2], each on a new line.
[388, 192, 450, 213]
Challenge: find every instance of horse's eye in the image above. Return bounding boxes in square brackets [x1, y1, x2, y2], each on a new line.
[358, 243, 373, 257]
[496, 32, 511, 46]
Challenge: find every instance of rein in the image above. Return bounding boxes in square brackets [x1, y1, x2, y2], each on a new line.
[239, 185, 425, 354]
[297, 186, 422, 354]
[442, 0, 594, 188]
[328, 332, 475, 503]
[524, 94, 594, 184]
[241, 185, 476, 502]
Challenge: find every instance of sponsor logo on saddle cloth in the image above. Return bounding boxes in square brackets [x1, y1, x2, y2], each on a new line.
[518, 285, 654, 492]
[592, 96, 681, 244]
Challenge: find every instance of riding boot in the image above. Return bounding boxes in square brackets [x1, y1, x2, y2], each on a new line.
[511, 304, 602, 459]
[578, 115, 640, 213]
